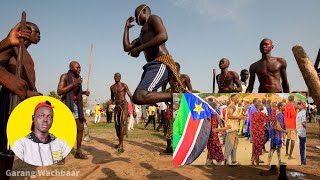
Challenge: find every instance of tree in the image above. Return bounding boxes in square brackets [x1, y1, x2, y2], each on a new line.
[48, 91, 60, 100]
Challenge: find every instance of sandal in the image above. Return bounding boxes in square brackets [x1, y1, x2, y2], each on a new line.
[117, 147, 124, 153]
[75, 152, 88, 159]
[159, 148, 173, 155]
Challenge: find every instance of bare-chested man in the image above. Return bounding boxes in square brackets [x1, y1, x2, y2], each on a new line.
[106, 73, 133, 152]
[123, 4, 185, 155]
[216, 58, 242, 93]
[123, 4, 184, 105]
[0, 22, 42, 180]
[162, 62, 193, 92]
[246, 39, 289, 180]
[246, 39, 289, 93]
[57, 61, 90, 159]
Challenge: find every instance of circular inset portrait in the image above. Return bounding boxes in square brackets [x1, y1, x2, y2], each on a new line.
[7, 96, 76, 166]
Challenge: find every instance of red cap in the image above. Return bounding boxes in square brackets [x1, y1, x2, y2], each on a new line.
[32, 101, 54, 131]
[34, 101, 54, 114]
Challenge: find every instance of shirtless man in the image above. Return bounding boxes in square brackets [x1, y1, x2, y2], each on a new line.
[246, 39, 289, 93]
[106, 73, 134, 152]
[123, 4, 184, 105]
[216, 58, 242, 93]
[57, 61, 90, 159]
[162, 62, 192, 92]
[0, 22, 42, 180]
[246, 39, 289, 180]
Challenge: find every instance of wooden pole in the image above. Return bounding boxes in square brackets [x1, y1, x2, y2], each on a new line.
[292, 45, 320, 108]
[314, 48, 320, 70]
[86, 44, 93, 92]
[10, 11, 26, 113]
[213, 69, 216, 93]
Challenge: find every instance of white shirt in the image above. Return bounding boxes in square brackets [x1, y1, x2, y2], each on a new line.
[12, 133, 71, 166]
[241, 82, 248, 93]
[296, 109, 306, 137]
[157, 102, 167, 111]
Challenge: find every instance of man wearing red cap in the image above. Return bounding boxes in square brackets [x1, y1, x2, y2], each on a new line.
[12, 101, 70, 166]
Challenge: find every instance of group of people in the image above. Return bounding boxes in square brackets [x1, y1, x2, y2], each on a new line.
[205, 94, 307, 175]
[0, 3, 319, 180]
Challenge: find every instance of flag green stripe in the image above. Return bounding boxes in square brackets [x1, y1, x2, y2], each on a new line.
[173, 94, 191, 152]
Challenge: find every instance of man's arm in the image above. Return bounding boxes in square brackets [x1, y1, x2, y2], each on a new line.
[130, 15, 168, 53]
[57, 74, 81, 96]
[232, 72, 242, 92]
[0, 66, 28, 99]
[182, 74, 193, 92]
[123, 83, 133, 101]
[0, 23, 30, 52]
[105, 86, 115, 108]
[246, 64, 256, 93]
[279, 58, 290, 93]
[123, 17, 141, 52]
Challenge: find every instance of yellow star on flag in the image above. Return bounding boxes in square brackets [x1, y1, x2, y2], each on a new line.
[193, 103, 204, 115]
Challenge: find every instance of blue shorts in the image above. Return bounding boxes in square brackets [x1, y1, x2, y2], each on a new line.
[136, 61, 172, 92]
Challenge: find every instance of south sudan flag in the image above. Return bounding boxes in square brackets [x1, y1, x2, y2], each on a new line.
[173, 93, 213, 165]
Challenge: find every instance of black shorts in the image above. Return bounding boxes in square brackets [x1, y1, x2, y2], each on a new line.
[136, 61, 172, 92]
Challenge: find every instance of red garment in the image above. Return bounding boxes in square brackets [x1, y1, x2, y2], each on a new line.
[284, 103, 296, 128]
[207, 114, 224, 162]
[251, 111, 276, 156]
[166, 109, 171, 118]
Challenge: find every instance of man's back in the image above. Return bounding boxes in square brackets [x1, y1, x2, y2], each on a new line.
[148, 106, 155, 116]
[284, 103, 296, 129]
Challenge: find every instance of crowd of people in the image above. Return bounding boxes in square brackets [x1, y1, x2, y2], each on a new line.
[204, 94, 307, 168]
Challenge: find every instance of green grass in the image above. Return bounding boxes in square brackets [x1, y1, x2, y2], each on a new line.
[87, 122, 166, 141]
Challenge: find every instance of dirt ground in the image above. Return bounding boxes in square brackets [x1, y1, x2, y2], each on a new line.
[192, 133, 300, 165]
[11, 117, 320, 180]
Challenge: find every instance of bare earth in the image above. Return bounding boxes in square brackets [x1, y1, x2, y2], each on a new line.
[11, 117, 320, 180]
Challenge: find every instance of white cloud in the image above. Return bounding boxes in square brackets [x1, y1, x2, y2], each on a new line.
[170, 0, 248, 23]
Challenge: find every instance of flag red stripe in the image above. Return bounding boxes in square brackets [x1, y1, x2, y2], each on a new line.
[172, 115, 201, 165]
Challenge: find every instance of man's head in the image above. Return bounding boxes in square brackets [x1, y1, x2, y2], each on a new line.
[175, 62, 181, 73]
[277, 102, 285, 112]
[253, 98, 260, 106]
[69, 61, 81, 77]
[260, 38, 273, 54]
[135, 4, 151, 26]
[114, 72, 121, 82]
[230, 94, 239, 104]
[209, 102, 217, 110]
[240, 69, 249, 82]
[288, 95, 294, 103]
[219, 58, 230, 70]
[262, 99, 266, 105]
[267, 100, 271, 105]
[32, 101, 54, 133]
[257, 102, 264, 111]
[26, 22, 40, 44]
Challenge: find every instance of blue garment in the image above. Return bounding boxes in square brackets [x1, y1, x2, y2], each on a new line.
[299, 136, 306, 165]
[136, 61, 171, 92]
[244, 105, 257, 138]
[270, 112, 286, 149]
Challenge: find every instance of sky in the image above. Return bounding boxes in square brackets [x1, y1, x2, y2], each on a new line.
[1, 0, 320, 108]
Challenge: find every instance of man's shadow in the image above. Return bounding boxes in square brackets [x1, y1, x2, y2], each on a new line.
[140, 162, 192, 180]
